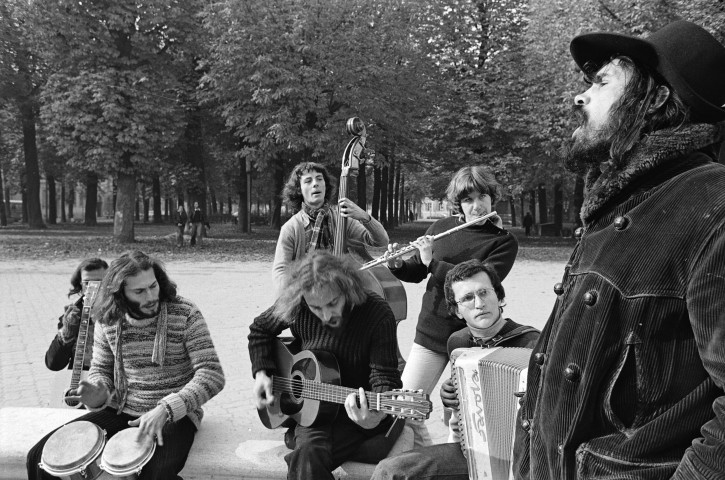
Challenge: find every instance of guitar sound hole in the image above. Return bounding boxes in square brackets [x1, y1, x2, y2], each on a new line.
[278, 372, 305, 416]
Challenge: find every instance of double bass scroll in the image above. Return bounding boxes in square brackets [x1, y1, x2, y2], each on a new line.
[334, 117, 407, 322]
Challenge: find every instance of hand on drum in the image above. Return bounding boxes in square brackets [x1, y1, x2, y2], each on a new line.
[338, 197, 370, 223]
[66, 379, 109, 409]
[128, 405, 167, 446]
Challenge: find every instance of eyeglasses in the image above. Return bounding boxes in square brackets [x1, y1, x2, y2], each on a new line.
[456, 288, 495, 307]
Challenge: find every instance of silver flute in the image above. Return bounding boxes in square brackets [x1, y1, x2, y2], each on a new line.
[359, 211, 498, 271]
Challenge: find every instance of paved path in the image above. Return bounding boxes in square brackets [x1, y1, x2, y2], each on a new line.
[0, 257, 564, 447]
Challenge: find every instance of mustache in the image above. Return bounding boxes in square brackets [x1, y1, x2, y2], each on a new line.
[572, 104, 587, 123]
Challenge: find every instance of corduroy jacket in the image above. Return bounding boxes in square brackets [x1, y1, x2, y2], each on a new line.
[513, 152, 725, 479]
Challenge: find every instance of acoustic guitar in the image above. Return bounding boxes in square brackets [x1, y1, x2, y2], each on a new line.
[258, 339, 433, 429]
[56, 280, 101, 408]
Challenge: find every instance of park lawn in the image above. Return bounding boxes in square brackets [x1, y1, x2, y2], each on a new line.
[0, 220, 575, 262]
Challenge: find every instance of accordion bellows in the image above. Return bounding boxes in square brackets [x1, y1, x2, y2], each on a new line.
[450, 347, 532, 480]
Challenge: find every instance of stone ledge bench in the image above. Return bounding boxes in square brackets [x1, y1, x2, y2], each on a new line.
[0, 407, 413, 479]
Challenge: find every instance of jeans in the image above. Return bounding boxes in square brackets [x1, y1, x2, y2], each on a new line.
[189, 222, 203, 246]
[401, 342, 450, 448]
[27, 407, 196, 480]
[285, 415, 403, 480]
[371, 442, 469, 480]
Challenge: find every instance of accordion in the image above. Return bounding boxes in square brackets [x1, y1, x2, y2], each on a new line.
[449, 347, 532, 480]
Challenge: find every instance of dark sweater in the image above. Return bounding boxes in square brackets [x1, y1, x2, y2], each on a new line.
[391, 216, 518, 353]
[447, 318, 540, 355]
[248, 292, 401, 394]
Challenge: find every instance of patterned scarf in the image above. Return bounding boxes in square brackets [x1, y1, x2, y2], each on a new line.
[580, 123, 725, 224]
[302, 202, 334, 253]
[113, 303, 168, 412]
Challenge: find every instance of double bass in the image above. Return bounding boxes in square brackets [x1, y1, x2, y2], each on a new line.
[332, 117, 407, 322]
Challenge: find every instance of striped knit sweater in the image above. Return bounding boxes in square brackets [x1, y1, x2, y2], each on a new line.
[88, 296, 225, 429]
[248, 291, 401, 394]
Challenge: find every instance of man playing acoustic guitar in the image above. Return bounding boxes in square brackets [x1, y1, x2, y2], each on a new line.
[249, 251, 409, 480]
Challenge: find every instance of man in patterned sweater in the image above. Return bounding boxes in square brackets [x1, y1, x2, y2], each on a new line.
[249, 251, 404, 480]
[27, 250, 225, 480]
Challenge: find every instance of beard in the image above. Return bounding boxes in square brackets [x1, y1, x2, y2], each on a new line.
[561, 105, 618, 173]
[126, 298, 160, 320]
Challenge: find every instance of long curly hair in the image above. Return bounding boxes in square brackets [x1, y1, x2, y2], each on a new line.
[93, 250, 177, 326]
[68, 257, 109, 297]
[581, 55, 690, 165]
[445, 166, 502, 216]
[273, 251, 368, 323]
[281, 162, 337, 212]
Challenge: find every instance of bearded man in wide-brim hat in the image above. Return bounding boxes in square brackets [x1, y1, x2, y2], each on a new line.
[513, 21, 725, 480]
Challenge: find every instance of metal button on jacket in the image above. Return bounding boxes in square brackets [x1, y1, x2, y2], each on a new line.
[553, 282, 564, 295]
[583, 290, 598, 306]
[534, 352, 546, 366]
[614, 216, 629, 230]
[521, 419, 531, 431]
[574, 227, 584, 239]
[557, 444, 565, 455]
[564, 363, 581, 382]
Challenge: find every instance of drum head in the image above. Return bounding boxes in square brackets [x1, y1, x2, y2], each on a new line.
[41, 421, 105, 472]
[101, 427, 156, 475]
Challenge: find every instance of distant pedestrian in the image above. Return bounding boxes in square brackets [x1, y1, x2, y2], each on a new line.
[408, 210, 414, 222]
[523, 211, 534, 236]
[175, 204, 188, 247]
[189, 202, 209, 247]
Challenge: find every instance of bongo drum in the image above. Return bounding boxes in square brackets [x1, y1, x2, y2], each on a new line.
[40, 421, 106, 480]
[100, 427, 156, 479]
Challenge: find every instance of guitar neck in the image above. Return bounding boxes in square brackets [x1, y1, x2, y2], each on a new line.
[272, 376, 403, 414]
[68, 282, 100, 388]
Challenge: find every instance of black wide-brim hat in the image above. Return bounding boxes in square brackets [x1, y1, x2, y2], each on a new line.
[570, 20, 725, 124]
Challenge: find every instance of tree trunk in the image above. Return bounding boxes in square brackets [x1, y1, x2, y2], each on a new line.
[392, 156, 400, 227]
[371, 164, 381, 220]
[19, 102, 45, 228]
[22, 189, 28, 223]
[85, 171, 98, 226]
[2, 172, 10, 224]
[398, 173, 405, 224]
[554, 181, 563, 236]
[60, 180, 67, 223]
[164, 197, 169, 221]
[238, 157, 250, 233]
[113, 166, 136, 243]
[152, 175, 162, 223]
[509, 197, 517, 227]
[528, 189, 536, 224]
[68, 184, 75, 220]
[143, 184, 150, 223]
[537, 184, 548, 223]
[271, 160, 284, 229]
[0, 166, 6, 226]
[380, 164, 388, 226]
[47, 174, 57, 224]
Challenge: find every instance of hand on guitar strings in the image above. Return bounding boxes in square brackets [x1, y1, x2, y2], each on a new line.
[345, 387, 386, 429]
[128, 404, 167, 446]
[338, 197, 371, 223]
[66, 379, 109, 409]
[253, 370, 275, 409]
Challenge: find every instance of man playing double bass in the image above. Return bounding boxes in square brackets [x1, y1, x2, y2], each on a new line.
[272, 161, 388, 295]
[249, 251, 405, 479]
